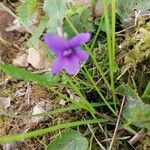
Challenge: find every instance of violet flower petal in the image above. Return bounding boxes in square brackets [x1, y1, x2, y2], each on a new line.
[75, 48, 89, 62]
[69, 33, 91, 48]
[63, 55, 79, 75]
[43, 34, 68, 56]
[51, 57, 63, 74]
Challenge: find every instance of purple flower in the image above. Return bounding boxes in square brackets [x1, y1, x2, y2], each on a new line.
[43, 33, 91, 75]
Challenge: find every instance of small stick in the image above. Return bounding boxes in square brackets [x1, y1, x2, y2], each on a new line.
[87, 124, 106, 150]
[108, 96, 126, 150]
[128, 130, 145, 145]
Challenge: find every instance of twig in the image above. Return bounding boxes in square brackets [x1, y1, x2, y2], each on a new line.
[87, 124, 106, 150]
[128, 129, 145, 145]
[108, 96, 126, 150]
[101, 136, 130, 142]
[25, 82, 31, 105]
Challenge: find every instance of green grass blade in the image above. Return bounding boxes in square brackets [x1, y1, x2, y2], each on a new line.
[103, 0, 116, 110]
[1, 102, 113, 119]
[0, 119, 107, 144]
[84, 67, 116, 115]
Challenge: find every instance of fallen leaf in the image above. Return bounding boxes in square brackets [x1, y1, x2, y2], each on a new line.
[0, 97, 11, 109]
[13, 53, 29, 67]
[27, 47, 50, 69]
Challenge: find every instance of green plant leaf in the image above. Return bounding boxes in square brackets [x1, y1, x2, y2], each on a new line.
[47, 130, 88, 150]
[43, 0, 66, 33]
[123, 97, 150, 129]
[116, 0, 150, 22]
[116, 85, 150, 129]
[116, 84, 140, 100]
[0, 64, 59, 87]
[80, 7, 95, 32]
[17, 0, 39, 26]
[64, 14, 83, 38]
[27, 17, 47, 46]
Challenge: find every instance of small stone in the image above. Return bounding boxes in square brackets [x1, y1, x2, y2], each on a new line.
[13, 54, 29, 67]
[27, 47, 50, 69]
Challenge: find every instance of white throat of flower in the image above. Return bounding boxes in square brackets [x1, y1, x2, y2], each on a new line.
[63, 49, 72, 56]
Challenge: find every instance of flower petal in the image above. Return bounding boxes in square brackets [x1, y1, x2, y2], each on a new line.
[51, 57, 63, 74]
[69, 33, 91, 48]
[75, 48, 89, 62]
[63, 55, 80, 75]
[43, 34, 68, 56]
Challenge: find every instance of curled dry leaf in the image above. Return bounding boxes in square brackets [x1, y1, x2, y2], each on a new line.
[13, 53, 29, 67]
[27, 47, 50, 69]
[14, 88, 27, 98]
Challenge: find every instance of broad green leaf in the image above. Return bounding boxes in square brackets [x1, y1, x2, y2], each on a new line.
[64, 6, 95, 38]
[123, 97, 150, 129]
[43, 0, 66, 33]
[80, 7, 95, 32]
[64, 14, 83, 38]
[17, 0, 39, 26]
[27, 17, 47, 46]
[0, 64, 59, 87]
[116, 84, 140, 100]
[47, 130, 88, 150]
[31, 17, 47, 38]
[116, 85, 150, 129]
[117, 0, 150, 22]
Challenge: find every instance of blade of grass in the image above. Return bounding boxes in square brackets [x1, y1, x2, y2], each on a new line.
[1, 102, 114, 119]
[0, 119, 107, 144]
[63, 73, 105, 132]
[102, 0, 116, 110]
[83, 67, 116, 115]
[0, 64, 95, 114]
[90, 15, 104, 50]
[111, 0, 117, 110]
[61, 17, 116, 114]
[50, 87, 96, 114]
